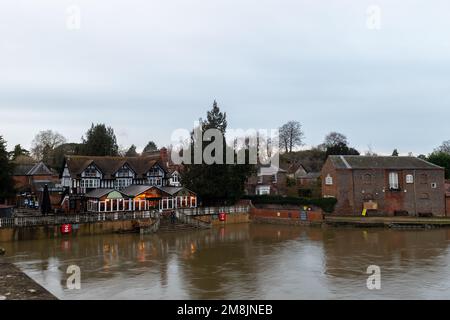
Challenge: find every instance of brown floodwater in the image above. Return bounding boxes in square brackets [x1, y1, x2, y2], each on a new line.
[1, 224, 450, 299]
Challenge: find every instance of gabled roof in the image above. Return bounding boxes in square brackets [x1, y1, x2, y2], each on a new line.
[328, 156, 443, 170]
[13, 162, 53, 176]
[85, 188, 129, 199]
[28, 162, 53, 175]
[117, 185, 196, 197]
[64, 155, 164, 179]
[258, 165, 287, 176]
[121, 185, 156, 197]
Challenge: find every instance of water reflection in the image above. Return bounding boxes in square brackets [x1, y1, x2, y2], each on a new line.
[2, 224, 450, 299]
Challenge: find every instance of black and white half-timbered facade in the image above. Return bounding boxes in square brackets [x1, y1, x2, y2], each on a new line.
[61, 155, 169, 195]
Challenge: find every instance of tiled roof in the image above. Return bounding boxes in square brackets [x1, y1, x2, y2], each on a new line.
[121, 185, 155, 197]
[13, 162, 53, 176]
[65, 155, 164, 179]
[328, 156, 443, 170]
[85, 188, 129, 199]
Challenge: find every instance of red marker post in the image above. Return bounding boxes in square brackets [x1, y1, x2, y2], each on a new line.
[60, 224, 72, 234]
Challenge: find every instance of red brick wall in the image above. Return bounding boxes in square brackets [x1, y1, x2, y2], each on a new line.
[250, 208, 323, 221]
[446, 196, 450, 217]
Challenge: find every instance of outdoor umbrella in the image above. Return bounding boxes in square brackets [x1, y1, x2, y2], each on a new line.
[41, 184, 52, 216]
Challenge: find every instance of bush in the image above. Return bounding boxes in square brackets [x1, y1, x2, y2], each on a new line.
[243, 195, 337, 213]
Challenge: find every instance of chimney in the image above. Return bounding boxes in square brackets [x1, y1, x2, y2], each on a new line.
[160, 147, 169, 166]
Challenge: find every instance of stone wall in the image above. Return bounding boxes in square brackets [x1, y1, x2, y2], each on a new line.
[0, 220, 135, 242]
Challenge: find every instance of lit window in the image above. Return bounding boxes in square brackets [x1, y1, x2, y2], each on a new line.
[406, 174, 414, 184]
[389, 172, 399, 190]
[325, 174, 333, 185]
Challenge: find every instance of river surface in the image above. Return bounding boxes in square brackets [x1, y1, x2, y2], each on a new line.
[1, 224, 450, 299]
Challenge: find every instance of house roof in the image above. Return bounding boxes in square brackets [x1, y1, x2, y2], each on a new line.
[328, 156, 443, 170]
[121, 185, 156, 197]
[13, 162, 53, 176]
[85, 188, 129, 199]
[64, 155, 164, 179]
[112, 185, 196, 198]
[298, 172, 321, 179]
[258, 165, 287, 176]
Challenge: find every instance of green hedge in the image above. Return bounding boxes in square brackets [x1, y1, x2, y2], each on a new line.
[243, 195, 337, 213]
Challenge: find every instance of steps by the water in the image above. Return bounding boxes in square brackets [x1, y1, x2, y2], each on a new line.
[157, 217, 202, 233]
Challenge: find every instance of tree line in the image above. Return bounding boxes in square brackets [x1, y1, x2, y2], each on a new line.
[8, 124, 159, 172]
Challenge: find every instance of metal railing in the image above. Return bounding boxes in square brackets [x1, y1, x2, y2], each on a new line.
[177, 205, 250, 216]
[0, 211, 160, 229]
[0, 206, 250, 229]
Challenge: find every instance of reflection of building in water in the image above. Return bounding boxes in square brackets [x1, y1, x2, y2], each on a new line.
[321, 228, 450, 280]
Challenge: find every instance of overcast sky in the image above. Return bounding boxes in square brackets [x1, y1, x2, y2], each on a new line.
[1, 0, 450, 155]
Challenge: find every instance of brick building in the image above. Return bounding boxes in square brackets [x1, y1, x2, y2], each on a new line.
[13, 161, 63, 209]
[246, 165, 288, 195]
[321, 156, 446, 216]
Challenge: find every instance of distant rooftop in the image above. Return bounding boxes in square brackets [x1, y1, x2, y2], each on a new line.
[328, 156, 443, 170]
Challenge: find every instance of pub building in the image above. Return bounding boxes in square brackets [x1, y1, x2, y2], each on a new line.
[60, 151, 197, 213]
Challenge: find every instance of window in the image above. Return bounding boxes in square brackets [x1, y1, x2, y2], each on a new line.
[115, 178, 132, 189]
[325, 174, 333, 185]
[148, 177, 162, 186]
[256, 186, 270, 195]
[389, 172, 399, 190]
[257, 175, 263, 184]
[431, 183, 437, 189]
[84, 166, 99, 177]
[406, 174, 414, 184]
[80, 179, 100, 188]
[117, 166, 133, 178]
[172, 173, 179, 183]
[272, 174, 277, 183]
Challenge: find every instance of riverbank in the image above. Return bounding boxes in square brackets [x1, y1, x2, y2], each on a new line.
[0, 263, 57, 300]
[324, 216, 450, 228]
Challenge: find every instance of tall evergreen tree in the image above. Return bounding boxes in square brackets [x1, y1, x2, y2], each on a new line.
[81, 123, 119, 156]
[181, 101, 254, 205]
[9, 144, 30, 160]
[142, 141, 157, 154]
[0, 136, 15, 203]
[125, 145, 138, 157]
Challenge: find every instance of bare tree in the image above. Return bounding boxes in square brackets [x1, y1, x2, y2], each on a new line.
[435, 140, 450, 154]
[31, 130, 66, 162]
[279, 121, 305, 153]
[323, 132, 348, 148]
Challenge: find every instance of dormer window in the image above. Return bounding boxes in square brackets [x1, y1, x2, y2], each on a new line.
[116, 165, 134, 178]
[84, 165, 99, 177]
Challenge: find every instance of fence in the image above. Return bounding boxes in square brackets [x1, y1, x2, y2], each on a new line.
[0, 206, 250, 229]
[0, 211, 160, 229]
[177, 206, 250, 216]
